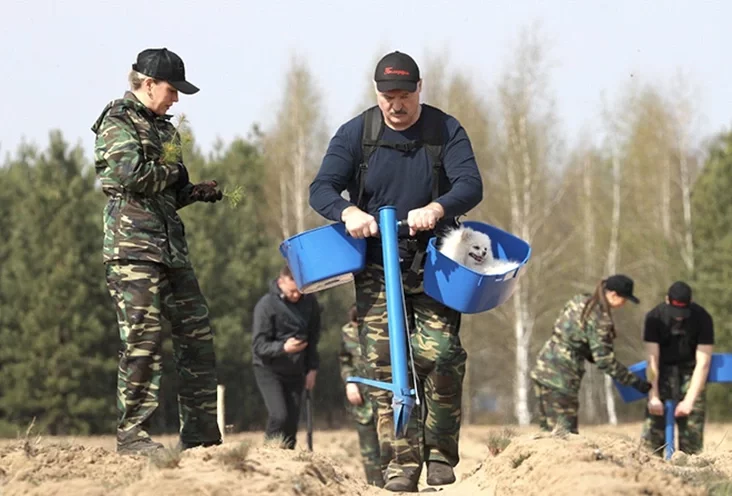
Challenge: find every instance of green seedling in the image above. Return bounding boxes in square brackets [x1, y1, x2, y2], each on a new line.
[161, 115, 243, 207]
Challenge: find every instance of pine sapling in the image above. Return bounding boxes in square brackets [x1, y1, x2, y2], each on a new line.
[161, 114, 193, 165]
[222, 184, 244, 208]
[161, 114, 244, 207]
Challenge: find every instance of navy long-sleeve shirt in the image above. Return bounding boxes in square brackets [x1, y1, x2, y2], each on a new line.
[309, 105, 483, 230]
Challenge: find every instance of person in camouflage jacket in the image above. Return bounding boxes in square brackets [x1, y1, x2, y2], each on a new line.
[530, 275, 652, 434]
[339, 305, 383, 487]
[91, 48, 224, 455]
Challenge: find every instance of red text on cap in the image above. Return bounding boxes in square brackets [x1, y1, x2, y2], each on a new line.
[385, 67, 410, 76]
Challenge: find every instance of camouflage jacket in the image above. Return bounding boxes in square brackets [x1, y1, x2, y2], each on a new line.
[91, 91, 196, 268]
[339, 323, 374, 424]
[530, 293, 649, 395]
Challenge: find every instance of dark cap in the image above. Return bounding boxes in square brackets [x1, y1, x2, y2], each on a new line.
[132, 48, 199, 95]
[667, 281, 692, 319]
[374, 51, 421, 92]
[605, 274, 640, 304]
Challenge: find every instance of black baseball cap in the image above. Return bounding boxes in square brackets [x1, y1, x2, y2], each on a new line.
[132, 48, 199, 95]
[374, 51, 421, 92]
[605, 274, 640, 304]
[667, 281, 692, 319]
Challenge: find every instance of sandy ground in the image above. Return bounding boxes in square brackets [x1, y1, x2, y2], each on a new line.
[1, 423, 732, 495]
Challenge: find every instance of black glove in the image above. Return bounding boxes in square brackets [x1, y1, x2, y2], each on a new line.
[190, 180, 224, 203]
[637, 380, 652, 394]
[175, 163, 190, 190]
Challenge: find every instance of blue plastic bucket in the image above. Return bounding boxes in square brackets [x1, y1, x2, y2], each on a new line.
[279, 222, 366, 294]
[708, 353, 732, 383]
[423, 221, 531, 314]
[613, 362, 649, 403]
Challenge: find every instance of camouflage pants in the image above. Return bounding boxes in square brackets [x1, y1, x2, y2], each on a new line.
[355, 263, 466, 483]
[352, 407, 383, 487]
[642, 368, 706, 456]
[533, 380, 579, 434]
[106, 261, 221, 447]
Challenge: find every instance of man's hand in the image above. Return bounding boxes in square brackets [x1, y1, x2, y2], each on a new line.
[190, 180, 223, 203]
[341, 206, 378, 239]
[345, 383, 363, 406]
[648, 396, 664, 416]
[283, 337, 308, 354]
[675, 399, 694, 417]
[305, 369, 317, 391]
[407, 202, 444, 236]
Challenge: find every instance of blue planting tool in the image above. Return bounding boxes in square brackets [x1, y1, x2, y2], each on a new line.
[346, 206, 418, 438]
[614, 354, 732, 460]
[664, 365, 680, 460]
[665, 399, 676, 459]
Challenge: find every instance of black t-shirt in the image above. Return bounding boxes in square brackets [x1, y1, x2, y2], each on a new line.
[643, 302, 714, 366]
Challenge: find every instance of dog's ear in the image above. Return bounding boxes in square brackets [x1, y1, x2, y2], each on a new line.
[459, 227, 471, 241]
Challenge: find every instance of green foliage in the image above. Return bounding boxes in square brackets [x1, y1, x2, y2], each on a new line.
[161, 114, 193, 165]
[176, 137, 284, 430]
[690, 131, 732, 420]
[0, 131, 117, 435]
[0, 128, 354, 437]
[222, 184, 244, 209]
[163, 115, 244, 209]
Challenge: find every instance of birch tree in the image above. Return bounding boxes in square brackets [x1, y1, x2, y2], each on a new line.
[603, 108, 623, 425]
[580, 146, 600, 422]
[490, 28, 572, 426]
[555, 141, 614, 425]
[420, 54, 497, 424]
[668, 73, 704, 277]
[262, 55, 329, 239]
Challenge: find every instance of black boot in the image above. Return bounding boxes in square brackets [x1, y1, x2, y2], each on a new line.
[426, 461, 456, 486]
[117, 430, 164, 456]
[384, 475, 419, 492]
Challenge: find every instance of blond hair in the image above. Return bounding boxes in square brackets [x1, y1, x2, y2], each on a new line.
[128, 70, 159, 91]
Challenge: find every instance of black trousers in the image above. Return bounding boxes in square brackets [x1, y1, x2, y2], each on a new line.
[254, 365, 305, 449]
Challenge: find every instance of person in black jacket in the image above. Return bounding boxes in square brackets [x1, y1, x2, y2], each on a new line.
[252, 265, 321, 449]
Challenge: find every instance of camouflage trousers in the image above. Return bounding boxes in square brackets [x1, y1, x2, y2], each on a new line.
[355, 263, 466, 484]
[106, 260, 221, 447]
[641, 367, 706, 456]
[351, 403, 383, 487]
[533, 380, 579, 434]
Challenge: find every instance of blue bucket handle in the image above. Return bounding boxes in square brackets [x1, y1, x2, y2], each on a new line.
[496, 242, 507, 261]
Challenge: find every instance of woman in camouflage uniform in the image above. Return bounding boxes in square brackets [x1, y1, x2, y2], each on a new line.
[91, 48, 225, 454]
[530, 275, 652, 434]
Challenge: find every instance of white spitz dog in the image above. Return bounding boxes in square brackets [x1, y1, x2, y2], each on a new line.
[439, 226, 520, 275]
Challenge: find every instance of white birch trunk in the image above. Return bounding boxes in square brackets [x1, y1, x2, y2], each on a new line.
[678, 141, 695, 275]
[505, 114, 534, 427]
[582, 153, 598, 422]
[661, 154, 672, 240]
[280, 174, 290, 240]
[293, 122, 307, 234]
[269, 60, 327, 239]
[603, 133, 622, 426]
[670, 75, 696, 275]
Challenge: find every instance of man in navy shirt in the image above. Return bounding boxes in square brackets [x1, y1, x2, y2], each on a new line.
[309, 51, 482, 492]
[642, 281, 714, 455]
